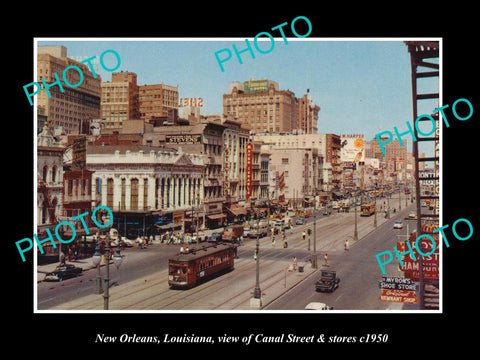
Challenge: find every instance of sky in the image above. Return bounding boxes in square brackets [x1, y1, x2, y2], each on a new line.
[36, 38, 441, 151]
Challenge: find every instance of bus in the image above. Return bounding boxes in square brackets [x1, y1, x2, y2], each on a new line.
[360, 203, 376, 216]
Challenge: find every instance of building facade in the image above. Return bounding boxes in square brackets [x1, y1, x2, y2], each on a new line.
[87, 145, 205, 235]
[138, 84, 179, 122]
[101, 71, 139, 129]
[37, 124, 64, 234]
[37, 46, 101, 134]
[267, 147, 322, 208]
[253, 132, 341, 195]
[223, 79, 320, 135]
[223, 81, 299, 134]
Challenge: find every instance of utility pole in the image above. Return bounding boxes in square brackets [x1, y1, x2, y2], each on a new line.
[250, 217, 262, 309]
[312, 197, 317, 269]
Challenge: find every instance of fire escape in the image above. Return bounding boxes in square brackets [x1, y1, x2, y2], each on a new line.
[405, 41, 440, 310]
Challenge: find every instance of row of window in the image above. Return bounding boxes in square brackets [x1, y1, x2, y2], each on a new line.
[197, 253, 230, 271]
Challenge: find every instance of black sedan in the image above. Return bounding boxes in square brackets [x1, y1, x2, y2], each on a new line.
[44, 264, 82, 281]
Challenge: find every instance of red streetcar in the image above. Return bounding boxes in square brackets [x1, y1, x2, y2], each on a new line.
[168, 244, 235, 289]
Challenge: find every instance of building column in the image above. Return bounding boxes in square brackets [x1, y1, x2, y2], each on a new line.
[159, 177, 164, 210]
[138, 178, 145, 211]
[113, 177, 122, 211]
[125, 176, 131, 211]
[101, 177, 108, 207]
[171, 176, 176, 209]
[148, 176, 155, 210]
[188, 177, 192, 206]
[179, 177, 183, 208]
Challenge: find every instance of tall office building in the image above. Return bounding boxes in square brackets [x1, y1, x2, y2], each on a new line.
[37, 46, 101, 134]
[298, 90, 320, 134]
[223, 80, 298, 133]
[223, 79, 319, 134]
[101, 71, 139, 129]
[138, 84, 179, 121]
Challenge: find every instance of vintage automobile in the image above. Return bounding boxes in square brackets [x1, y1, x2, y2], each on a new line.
[45, 264, 82, 281]
[222, 225, 244, 242]
[393, 220, 404, 229]
[295, 218, 305, 225]
[315, 270, 340, 292]
[304, 302, 334, 310]
[207, 232, 224, 243]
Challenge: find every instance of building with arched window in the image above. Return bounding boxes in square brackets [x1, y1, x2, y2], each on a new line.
[37, 124, 64, 253]
[87, 144, 204, 238]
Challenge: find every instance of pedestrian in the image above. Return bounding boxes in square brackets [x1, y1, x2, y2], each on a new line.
[293, 256, 297, 271]
[344, 239, 349, 251]
[302, 231, 306, 240]
[272, 235, 276, 247]
[59, 251, 66, 265]
[324, 253, 329, 266]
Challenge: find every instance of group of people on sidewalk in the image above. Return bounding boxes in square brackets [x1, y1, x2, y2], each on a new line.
[158, 231, 201, 245]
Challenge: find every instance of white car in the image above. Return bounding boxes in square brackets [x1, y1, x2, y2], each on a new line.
[393, 221, 404, 229]
[304, 302, 334, 310]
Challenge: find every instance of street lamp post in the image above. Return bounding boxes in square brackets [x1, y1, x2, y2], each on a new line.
[399, 188, 402, 211]
[92, 231, 123, 310]
[253, 218, 262, 299]
[92, 237, 103, 294]
[251, 217, 262, 309]
[354, 192, 358, 241]
[312, 198, 317, 269]
[386, 192, 391, 219]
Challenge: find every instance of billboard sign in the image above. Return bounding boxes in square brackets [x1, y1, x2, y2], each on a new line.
[378, 289, 418, 304]
[378, 276, 417, 291]
[340, 134, 365, 163]
[166, 134, 201, 144]
[398, 228, 440, 281]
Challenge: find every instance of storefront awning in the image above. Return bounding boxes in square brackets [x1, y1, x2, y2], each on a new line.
[226, 204, 247, 216]
[207, 213, 227, 220]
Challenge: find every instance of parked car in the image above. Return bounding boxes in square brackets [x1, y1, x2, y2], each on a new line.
[315, 270, 340, 292]
[248, 222, 269, 238]
[207, 232, 223, 242]
[222, 225, 244, 242]
[191, 232, 207, 243]
[304, 302, 334, 310]
[45, 264, 82, 281]
[295, 218, 305, 225]
[408, 212, 417, 219]
[110, 238, 135, 247]
[393, 220, 404, 229]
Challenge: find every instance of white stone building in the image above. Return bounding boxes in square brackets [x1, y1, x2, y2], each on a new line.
[86, 145, 205, 213]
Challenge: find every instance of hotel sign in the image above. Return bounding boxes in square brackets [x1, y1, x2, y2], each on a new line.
[166, 134, 201, 144]
[246, 143, 253, 202]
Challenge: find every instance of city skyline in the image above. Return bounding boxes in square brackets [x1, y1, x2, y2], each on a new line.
[35, 38, 440, 150]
